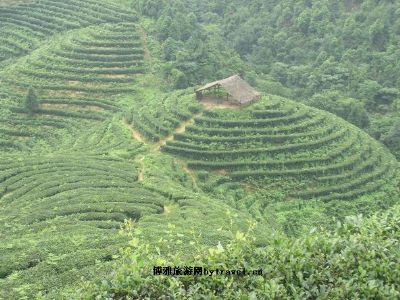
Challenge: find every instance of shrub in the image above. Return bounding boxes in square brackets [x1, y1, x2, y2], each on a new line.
[69, 206, 400, 299]
[24, 88, 39, 115]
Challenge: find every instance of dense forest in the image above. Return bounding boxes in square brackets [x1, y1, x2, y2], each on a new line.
[0, 0, 399, 298]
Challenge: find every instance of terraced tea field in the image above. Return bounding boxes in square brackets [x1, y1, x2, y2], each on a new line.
[0, 0, 399, 297]
[0, 20, 145, 153]
[2, 23, 143, 93]
[0, 0, 136, 62]
[0, 153, 170, 293]
[162, 96, 398, 202]
[0, 0, 161, 296]
[127, 90, 203, 143]
[0, 1, 259, 296]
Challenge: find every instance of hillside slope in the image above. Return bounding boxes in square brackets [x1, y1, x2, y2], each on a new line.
[0, 3, 268, 297]
[70, 202, 400, 299]
[157, 93, 399, 234]
[130, 0, 400, 158]
[163, 95, 397, 199]
[0, 0, 399, 298]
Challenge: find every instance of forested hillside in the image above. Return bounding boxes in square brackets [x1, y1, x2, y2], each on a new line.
[0, 0, 399, 298]
[130, 0, 400, 158]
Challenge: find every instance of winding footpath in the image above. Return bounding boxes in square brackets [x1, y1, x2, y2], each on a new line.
[126, 112, 202, 184]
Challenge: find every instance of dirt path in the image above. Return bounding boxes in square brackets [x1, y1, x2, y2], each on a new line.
[125, 98, 240, 188]
[131, 128, 145, 143]
[139, 26, 152, 65]
[150, 113, 201, 152]
[124, 120, 146, 143]
[136, 156, 145, 182]
[128, 112, 202, 185]
[124, 120, 146, 182]
[183, 164, 198, 189]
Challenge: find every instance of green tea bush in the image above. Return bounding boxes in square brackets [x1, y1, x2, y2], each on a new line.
[0, 0, 137, 62]
[162, 95, 398, 202]
[71, 205, 400, 299]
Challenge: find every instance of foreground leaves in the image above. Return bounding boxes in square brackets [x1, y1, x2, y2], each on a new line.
[67, 206, 400, 299]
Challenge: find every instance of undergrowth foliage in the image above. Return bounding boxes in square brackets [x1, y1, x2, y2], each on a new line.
[69, 206, 400, 299]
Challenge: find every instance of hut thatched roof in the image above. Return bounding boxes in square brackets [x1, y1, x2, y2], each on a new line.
[196, 75, 261, 104]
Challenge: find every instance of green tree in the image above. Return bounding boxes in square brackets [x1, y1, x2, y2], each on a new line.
[134, 0, 165, 18]
[170, 68, 189, 89]
[347, 103, 370, 128]
[383, 119, 400, 152]
[162, 37, 181, 61]
[375, 87, 400, 105]
[369, 20, 387, 50]
[24, 88, 39, 115]
[296, 9, 311, 34]
[358, 80, 382, 109]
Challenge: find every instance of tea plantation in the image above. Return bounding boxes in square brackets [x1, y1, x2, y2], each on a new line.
[163, 96, 397, 202]
[0, 0, 399, 298]
[0, 0, 136, 62]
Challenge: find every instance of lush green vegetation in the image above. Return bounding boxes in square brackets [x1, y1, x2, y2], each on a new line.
[0, 19, 146, 153]
[69, 204, 400, 299]
[126, 90, 202, 142]
[0, 0, 399, 298]
[127, 0, 400, 159]
[163, 95, 397, 203]
[0, 0, 136, 62]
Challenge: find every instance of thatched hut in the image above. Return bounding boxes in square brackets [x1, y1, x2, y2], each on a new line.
[195, 75, 261, 105]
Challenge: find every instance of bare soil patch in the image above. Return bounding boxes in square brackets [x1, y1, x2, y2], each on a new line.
[200, 97, 240, 109]
[217, 169, 227, 175]
[15, 136, 31, 141]
[103, 74, 130, 78]
[163, 205, 171, 214]
[151, 113, 200, 152]
[41, 103, 104, 112]
[136, 156, 145, 182]
[124, 121, 146, 143]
